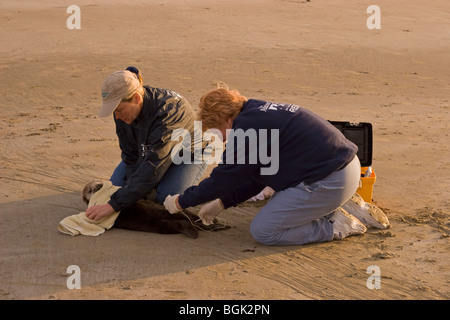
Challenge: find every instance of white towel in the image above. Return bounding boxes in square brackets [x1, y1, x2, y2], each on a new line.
[58, 181, 120, 236]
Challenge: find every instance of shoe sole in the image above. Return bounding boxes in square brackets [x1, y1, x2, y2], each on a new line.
[331, 208, 367, 240]
[342, 194, 390, 229]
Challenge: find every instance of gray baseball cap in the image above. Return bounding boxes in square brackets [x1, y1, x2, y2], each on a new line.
[99, 70, 141, 117]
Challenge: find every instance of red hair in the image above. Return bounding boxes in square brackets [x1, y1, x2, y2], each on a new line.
[198, 88, 247, 130]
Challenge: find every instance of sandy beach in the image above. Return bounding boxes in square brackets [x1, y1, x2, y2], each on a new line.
[0, 0, 449, 300]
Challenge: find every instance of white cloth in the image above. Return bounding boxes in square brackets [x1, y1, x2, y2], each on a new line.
[58, 181, 120, 236]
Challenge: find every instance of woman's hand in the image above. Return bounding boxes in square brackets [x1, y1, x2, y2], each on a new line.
[85, 204, 115, 221]
[164, 194, 182, 214]
[198, 199, 224, 225]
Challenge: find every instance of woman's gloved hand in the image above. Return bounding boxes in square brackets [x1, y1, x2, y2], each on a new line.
[198, 199, 225, 225]
[164, 194, 182, 214]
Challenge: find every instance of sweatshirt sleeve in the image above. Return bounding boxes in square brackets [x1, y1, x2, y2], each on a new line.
[178, 161, 260, 209]
[178, 137, 263, 209]
[178, 114, 270, 209]
[219, 178, 266, 208]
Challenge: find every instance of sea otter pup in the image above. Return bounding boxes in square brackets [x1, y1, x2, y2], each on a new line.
[82, 180, 230, 239]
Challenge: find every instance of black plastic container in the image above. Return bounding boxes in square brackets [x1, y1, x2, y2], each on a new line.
[329, 121, 373, 167]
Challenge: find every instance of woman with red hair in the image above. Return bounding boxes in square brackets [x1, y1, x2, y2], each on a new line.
[164, 87, 369, 246]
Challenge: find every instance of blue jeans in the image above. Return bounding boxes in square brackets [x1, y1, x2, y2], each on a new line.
[110, 160, 208, 204]
[250, 155, 361, 246]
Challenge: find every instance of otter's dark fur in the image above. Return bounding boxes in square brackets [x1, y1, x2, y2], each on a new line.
[82, 181, 229, 239]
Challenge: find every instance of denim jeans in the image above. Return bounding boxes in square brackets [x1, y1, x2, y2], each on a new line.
[110, 160, 208, 204]
[250, 155, 361, 246]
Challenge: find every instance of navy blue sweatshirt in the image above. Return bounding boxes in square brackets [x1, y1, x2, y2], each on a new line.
[178, 99, 358, 209]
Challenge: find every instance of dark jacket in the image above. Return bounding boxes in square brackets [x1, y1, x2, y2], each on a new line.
[178, 99, 358, 209]
[108, 86, 195, 211]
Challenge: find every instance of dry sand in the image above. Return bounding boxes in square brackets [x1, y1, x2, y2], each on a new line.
[0, 0, 449, 300]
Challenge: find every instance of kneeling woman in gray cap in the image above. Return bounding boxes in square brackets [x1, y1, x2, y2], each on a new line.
[86, 67, 207, 221]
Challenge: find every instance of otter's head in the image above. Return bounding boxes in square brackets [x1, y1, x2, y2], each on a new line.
[81, 181, 104, 205]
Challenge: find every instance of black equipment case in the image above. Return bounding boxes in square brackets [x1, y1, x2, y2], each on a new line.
[329, 121, 375, 202]
[329, 121, 373, 167]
